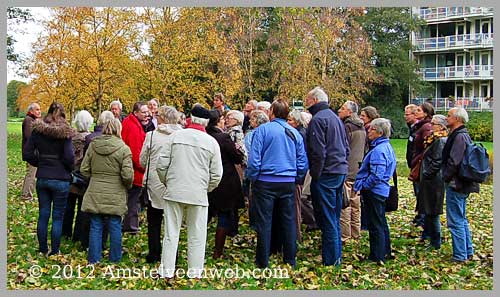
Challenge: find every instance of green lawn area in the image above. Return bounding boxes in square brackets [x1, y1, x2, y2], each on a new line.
[6, 121, 493, 289]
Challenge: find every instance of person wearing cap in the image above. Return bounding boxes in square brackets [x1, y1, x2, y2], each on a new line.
[156, 104, 223, 279]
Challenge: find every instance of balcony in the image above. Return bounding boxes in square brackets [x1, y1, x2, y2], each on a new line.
[418, 65, 494, 81]
[417, 7, 493, 22]
[411, 97, 493, 111]
[413, 33, 493, 52]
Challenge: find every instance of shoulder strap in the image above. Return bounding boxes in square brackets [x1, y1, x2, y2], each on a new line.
[144, 130, 154, 187]
[274, 120, 297, 143]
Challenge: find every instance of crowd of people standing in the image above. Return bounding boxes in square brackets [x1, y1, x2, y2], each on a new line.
[19, 86, 481, 277]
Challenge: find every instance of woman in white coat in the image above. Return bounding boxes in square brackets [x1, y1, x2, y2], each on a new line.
[140, 105, 182, 263]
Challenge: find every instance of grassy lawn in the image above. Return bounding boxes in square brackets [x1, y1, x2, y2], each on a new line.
[6, 122, 493, 289]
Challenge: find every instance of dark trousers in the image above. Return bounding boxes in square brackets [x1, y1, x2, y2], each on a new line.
[62, 192, 83, 239]
[424, 214, 441, 249]
[146, 205, 163, 262]
[311, 174, 345, 266]
[123, 185, 141, 232]
[252, 181, 296, 268]
[360, 192, 368, 231]
[363, 190, 391, 262]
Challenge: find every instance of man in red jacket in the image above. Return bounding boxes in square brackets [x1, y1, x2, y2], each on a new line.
[121, 101, 150, 234]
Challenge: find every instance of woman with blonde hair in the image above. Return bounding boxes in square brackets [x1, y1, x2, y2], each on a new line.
[81, 118, 134, 263]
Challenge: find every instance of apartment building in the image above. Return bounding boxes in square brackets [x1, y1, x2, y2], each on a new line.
[411, 7, 493, 111]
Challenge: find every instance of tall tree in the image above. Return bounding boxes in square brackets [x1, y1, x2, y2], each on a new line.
[266, 8, 378, 107]
[20, 7, 140, 117]
[7, 7, 32, 63]
[356, 7, 428, 106]
[138, 8, 242, 112]
[7, 80, 27, 116]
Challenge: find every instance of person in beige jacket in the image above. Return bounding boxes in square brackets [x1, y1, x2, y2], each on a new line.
[140, 105, 183, 263]
[156, 105, 223, 279]
[81, 118, 134, 264]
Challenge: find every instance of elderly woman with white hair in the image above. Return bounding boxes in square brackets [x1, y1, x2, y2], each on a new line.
[140, 105, 183, 263]
[224, 109, 247, 236]
[62, 110, 94, 242]
[354, 118, 396, 263]
[417, 114, 448, 251]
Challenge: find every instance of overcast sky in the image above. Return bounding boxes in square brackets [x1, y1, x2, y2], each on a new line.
[7, 7, 51, 82]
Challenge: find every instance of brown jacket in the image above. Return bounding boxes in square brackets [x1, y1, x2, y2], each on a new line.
[22, 113, 37, 153]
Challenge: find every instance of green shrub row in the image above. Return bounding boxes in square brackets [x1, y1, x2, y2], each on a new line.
[372, 106, 492, 142]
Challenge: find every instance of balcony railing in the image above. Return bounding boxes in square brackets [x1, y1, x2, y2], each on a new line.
[417, 7, 493, 21]
[414, 33, 493, 52]
[417, 65, 494, 80]
[411, 97, 493, 111]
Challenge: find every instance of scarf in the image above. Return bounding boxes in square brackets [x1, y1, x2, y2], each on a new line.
[423, 130, 449, 149]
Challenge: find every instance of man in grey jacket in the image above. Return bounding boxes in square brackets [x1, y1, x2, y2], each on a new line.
[338, 100, 366, 242]
[442, 107, 479, 263]
[156, 105, 223, 278]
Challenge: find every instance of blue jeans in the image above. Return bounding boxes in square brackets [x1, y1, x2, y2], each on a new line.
[363, 190, 391, 262]
[252, 181, 296, 268]
[424, 214, 441, 249]
[311, 174, 345, 266]
[36, 179, 70, 254]
[88, 214, 122, 263]
[446, 186, 474, 261]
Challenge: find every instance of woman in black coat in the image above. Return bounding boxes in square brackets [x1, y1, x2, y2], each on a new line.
[23, 102, 75, 256]
[417, 114, 448, 250]
[206, 110, 245, 259]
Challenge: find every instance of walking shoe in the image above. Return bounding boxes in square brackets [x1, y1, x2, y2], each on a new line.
[450, 257, 467, 264]
[21, 196, 33, 201]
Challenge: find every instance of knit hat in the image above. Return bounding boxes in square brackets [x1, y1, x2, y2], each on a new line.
[190, 105, 211, 119]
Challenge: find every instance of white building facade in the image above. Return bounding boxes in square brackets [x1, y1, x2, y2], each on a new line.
[411, 7, 493, 111]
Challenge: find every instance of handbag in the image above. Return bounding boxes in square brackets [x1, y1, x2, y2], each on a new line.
[342, 182, 351, 209]
[408, 157, 422, 182]
[386, 169, 398, 212]
[139, 131, 154, 208]
[71, 170, 89, 190]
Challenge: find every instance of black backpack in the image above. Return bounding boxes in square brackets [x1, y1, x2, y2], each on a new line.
[459, 142, 491, 183]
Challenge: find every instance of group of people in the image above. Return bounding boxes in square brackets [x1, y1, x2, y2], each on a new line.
[19, 86, 480, 279]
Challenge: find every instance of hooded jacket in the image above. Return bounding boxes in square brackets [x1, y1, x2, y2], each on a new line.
[343, 115, 366, 181]
[23, 119, 75, 181]
[140, 124, 183, 210]
[81, 134, 134, 216]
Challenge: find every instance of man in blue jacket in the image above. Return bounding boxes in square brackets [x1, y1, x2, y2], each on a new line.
[305, 87, 349, 266]
[247, 99, 308, 268]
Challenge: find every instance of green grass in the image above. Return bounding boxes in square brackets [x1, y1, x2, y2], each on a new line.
[6, 122, 493, 289]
